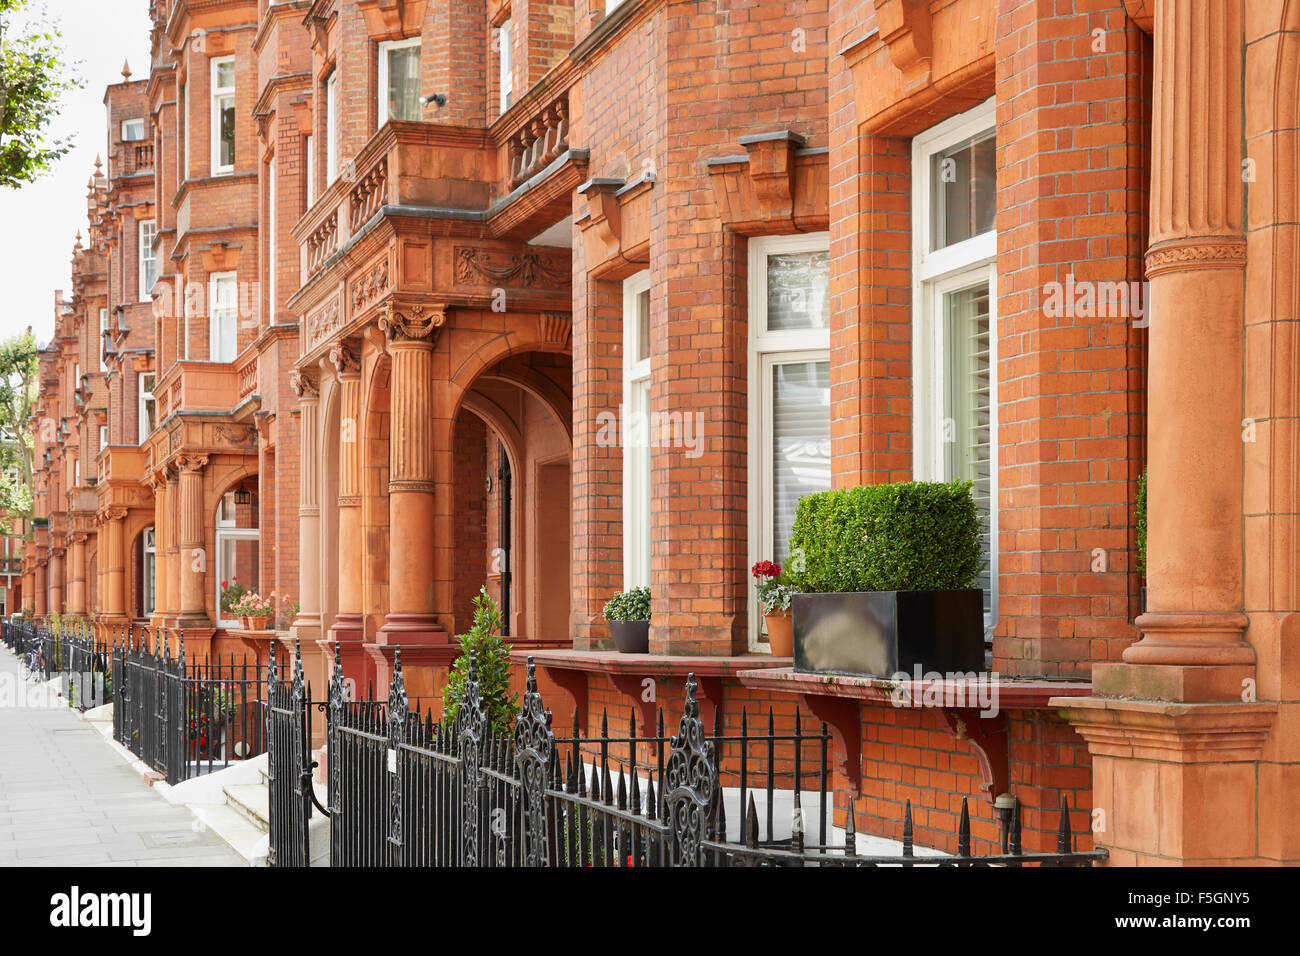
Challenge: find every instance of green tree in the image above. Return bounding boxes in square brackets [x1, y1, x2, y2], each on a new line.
[0, 327, 38, 532]
[0, 0, 82, 188]
[442, 587, 519, 736]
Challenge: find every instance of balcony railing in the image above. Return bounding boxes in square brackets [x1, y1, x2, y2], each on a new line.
[508, 94, 569, 189]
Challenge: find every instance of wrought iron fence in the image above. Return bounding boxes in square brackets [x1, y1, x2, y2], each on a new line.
[2, 618, 111, 710]
[111, 626, 267, 785]
[267, 644, 1108, 868]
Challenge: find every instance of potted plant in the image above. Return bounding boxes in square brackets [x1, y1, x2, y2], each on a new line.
[220, 578, 246, 621]
[443, 587, 519, 735]
[603, 586, 651, 653]
[752, 560, 795, 657]
[788, 480, 986, 678]
[243, 591, 274, 630]
[1135, 470, 1147, 614]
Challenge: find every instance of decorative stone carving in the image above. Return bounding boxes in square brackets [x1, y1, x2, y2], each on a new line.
[454, 247, 568, 289]
[350, 256, 391, 313]
[307, 298, 342, 348]
[329, 340, 362, 376]
[178, 454, 208, 474]
[290, 368, 320, 400]
[214, 424, 257, 447]
[379, 301, 447, 345]
[540, 313, 573, 351]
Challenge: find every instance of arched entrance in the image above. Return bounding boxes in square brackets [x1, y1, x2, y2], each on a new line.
[452, 350, 573, 643]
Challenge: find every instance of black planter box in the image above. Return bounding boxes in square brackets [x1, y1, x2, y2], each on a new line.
[792, 589, 984, 678]
[609, 620, 650, 654]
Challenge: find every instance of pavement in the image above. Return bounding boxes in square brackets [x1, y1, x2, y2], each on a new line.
[0, 645, 244, 867]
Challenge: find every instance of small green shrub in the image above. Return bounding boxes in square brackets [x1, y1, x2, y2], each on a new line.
[1135, 470, 1147, 576]
[788, 480, 984, 593]
[603, 586, 651, 622]
[443, 587, 519, 736]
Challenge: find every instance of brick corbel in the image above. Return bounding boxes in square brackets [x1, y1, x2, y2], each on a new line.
[576, 177, 624, 259]
[740, 130, 803, 223]
[290, 98, 313, 134]
[201, 241, 238, 272]
[873, 0, 933, 89]
[357, 0, 428, 41]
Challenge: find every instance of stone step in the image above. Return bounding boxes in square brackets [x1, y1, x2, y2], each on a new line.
[223, 783, 270, 833]
[190, 803, 269, 866]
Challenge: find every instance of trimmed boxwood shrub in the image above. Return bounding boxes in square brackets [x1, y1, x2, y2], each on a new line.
[788, 479, 984, 593]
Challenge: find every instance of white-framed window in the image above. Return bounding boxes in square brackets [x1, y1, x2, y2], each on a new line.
[746, 233, 832, 651]
[325, 70, 338, 184]
[138, 373, 156, 444]
[74, 457, 80, 487]
[621, 271, 651, 590]
[208, 271, 238, 362]
[497, 20, 513, 114]
[139, 219, 157, 301]
[911, 97, 998, 638]
[141, 528, 156, 617]
[606, 0, 626, 15]
[98, 425, 107, 452]
[378, 38, 421, 124]
[215, 490, 259, 627]
[99, 308, 109, 371]
[121, 118, 146, 141]
[211, 56, 235, 174]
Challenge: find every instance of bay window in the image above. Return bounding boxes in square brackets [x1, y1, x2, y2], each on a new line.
[622, 271, 651, 589]
[139, 373, 156, 444]
[209, 271, 238, 362]
[121, 118, 145, 141]
[747, 234, 832, 650]
[379, 38, 421, 124]
[211, 56, 235, 174]
[911, 97, 998, 636]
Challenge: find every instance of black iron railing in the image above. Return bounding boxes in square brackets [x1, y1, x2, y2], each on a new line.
[265, 645, 1108, 868]
[111, 626, 267, 785]
[2, 619, 111, 710]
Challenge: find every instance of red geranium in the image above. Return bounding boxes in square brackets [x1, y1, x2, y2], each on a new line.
[752, 560, 781, 579]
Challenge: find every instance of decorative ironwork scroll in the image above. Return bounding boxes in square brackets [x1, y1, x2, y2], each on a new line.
[663, 673, 718, 866]
[513, 659, 554, 867]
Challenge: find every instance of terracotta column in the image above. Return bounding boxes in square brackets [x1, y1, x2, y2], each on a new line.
[1097, 0, 1254, 699]
[177, 455, 210, 627]
[67, 534, 87, 615]
[48, 546, 64, 615]
[291, 369, 322, 635]
[103, 508, 126, 619]
[166, 468, 181, 619]
[330, 343, 364, 641]
[151, 474, 168, 626]
[378, 303, 446, 643]
[34, 561, 47, 617]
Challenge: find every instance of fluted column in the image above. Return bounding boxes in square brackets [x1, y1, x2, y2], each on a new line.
[103, 509, 126, 618]
[166, 468, 181, 619]
[34, 561, 47, 618]
[48, 547, 64, 615]
[1121, 0, 1253, 685]
[151, 474, 168, 625]
[178, 455, 210, 626]
[379, 303, 446, 642]
[67, 534, 87, 615]
[291, 369, 323, 635]
[329, 342, 364, 642]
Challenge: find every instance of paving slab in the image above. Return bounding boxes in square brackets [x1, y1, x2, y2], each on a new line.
[0, 647, 243, 867]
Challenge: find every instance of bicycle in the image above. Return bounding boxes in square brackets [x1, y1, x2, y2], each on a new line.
[23, 643, 46, 681]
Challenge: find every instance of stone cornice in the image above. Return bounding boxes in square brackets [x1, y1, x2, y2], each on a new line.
[1054, 697, 1277, 764]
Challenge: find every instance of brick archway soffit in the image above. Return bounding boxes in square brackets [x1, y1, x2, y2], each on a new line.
[459, 392, 527, 473]
[211, 464, 258, 509]
[476, 370, 573, 443]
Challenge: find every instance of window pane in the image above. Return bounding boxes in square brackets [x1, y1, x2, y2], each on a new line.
[212, 276, 237, 361]
[219, 97, 235, 167]
[943, 281, 993, 616]
[766, 251, 829, 331]
[387, 45, 421, 122]
[216, 60, 235, 89]
[217, 535, 260, 620]
[771, 360, 831, 562]
[930, 131, 995, 250]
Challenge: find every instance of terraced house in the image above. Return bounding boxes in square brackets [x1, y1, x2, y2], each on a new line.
[22, 0, 1298, 867]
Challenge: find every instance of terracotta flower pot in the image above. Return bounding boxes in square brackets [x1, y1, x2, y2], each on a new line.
[764, 609, 794, 658]
[249, 615, 271, 632]
[239, 615, 251, 630]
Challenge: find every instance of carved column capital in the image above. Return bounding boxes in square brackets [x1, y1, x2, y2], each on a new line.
[102, 506, 128, 523]
[290, 367, 321, 400]
[379, 301, 447, 347]
[178, 454, 208, 474]
[329, 339, 362, 377]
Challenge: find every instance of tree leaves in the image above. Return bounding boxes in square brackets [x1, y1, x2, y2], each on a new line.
[0, 327, 36, 532]
[0, 0, 83, 188]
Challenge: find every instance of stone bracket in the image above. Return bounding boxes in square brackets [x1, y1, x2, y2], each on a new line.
[874, 0, 933, 88]
[541, 665, 590, 735]
[796, 693, 863, 797]
[936, 707, 1009, 807]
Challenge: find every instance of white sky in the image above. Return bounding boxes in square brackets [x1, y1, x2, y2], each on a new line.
[0, 0, 153, 347]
